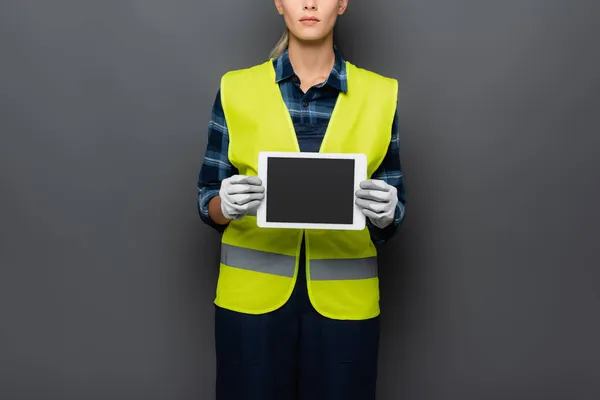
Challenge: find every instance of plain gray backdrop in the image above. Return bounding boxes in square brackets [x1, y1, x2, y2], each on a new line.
[1, 0, 599, 399]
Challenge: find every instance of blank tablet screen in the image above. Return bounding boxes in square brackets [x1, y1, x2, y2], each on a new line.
[266, 157, 355, 224]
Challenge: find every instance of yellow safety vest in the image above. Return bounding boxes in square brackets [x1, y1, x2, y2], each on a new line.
[216, 60, 398, 320]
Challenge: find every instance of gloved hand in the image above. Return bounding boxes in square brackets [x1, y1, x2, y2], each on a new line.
[219, 175, 265, 220]
[355, 179, 398, 229]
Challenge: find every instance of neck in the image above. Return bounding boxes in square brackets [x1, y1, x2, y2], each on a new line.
[287, 32, 335, 81]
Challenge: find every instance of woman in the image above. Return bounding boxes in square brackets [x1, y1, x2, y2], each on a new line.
[197, 1, 406, 399]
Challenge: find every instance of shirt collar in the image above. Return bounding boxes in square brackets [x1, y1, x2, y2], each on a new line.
[274, 45, 348, 93]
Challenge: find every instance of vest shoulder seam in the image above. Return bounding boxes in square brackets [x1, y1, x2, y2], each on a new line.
[221, 60, 273, 80]
[346, 62, 398, 85]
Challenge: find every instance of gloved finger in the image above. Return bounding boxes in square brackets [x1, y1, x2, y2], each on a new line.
[229, 192, 265, 206]
[227, 175, 263, 186]
[227, 183, 265, 195]
[237, 199, 262, 212]
[359, 179, 390, 191]
[361, 208, 382, 221]
[355, 189, 391, 202]
[362, 208, 394, 229]
[355, 198, 388, 213]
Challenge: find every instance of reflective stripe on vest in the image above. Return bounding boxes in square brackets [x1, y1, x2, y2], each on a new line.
[220, 243, 295, 277]
[310, 258, 377, 280]
[221, 243, 377, 280]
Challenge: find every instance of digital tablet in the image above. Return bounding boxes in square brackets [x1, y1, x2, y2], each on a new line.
[256, 152, 367, 230]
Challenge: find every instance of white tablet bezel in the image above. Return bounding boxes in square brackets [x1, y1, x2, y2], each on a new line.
[256, 151, 367, 230]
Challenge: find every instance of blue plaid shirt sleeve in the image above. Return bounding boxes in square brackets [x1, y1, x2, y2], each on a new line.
[196, 89, 238, 232]
[366, 106, 407, 244]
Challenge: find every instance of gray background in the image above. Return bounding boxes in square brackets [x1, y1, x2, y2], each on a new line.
[1, 0, 599, 399]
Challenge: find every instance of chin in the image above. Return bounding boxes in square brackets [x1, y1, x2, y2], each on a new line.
[294, 31, 330, 43]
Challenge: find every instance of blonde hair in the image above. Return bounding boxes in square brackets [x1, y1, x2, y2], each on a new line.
[269, 29, 289, 59]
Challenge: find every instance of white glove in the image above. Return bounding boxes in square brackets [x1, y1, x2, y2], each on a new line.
[219, 175, 265, 220]
[355, 179, 398, 229]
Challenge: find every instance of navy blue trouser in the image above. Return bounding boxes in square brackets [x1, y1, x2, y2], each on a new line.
[215, 236, 380, 400]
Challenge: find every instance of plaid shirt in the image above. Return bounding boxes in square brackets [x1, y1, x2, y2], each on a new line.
[197, 47, 406, 244]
